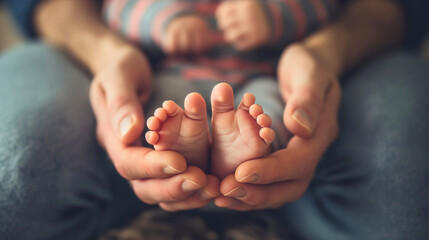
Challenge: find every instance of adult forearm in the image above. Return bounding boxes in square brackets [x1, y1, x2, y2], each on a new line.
[35, 0, 132, 74]
[302, 0, 405, 76]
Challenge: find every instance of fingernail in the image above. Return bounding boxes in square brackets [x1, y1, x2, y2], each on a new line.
[292, 109, 313, 133]
[225, 187, 247, 198]
[119, 115, 134, 137]
[238, 173, 259, 183]
[182, 179, 202, 192]
[163, 165, 182, 175]
[200, 190, 215, 200]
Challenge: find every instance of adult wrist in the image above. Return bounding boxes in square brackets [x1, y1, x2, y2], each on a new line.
[301, 22, 349, 77]
[85, 32, 141, 75]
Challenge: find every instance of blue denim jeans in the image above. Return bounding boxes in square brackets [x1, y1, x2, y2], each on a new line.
[1, 43, 428, 240]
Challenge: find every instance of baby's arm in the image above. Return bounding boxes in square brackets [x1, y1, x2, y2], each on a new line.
[217, 0, 339, 50]
[103, 0, 211, 56]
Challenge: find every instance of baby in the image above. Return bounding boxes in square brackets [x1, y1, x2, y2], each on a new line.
[103, 0, 337, 178]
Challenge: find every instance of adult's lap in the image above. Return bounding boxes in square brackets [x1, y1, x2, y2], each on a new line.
[282, 51, 429, 240]
[0, 43, 145, 240]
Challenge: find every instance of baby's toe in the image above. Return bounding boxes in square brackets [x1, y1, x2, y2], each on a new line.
[147, 116, 161, 130]
[238, 93, 255, 111]
[162, 100, 183, 117]
[154, 108, 168, 122]
[249, 104, 263, 119]
[259, 128, 275, 145]
[256, 113, 272, 128]
[145, 131, 160, 145]
[211, 83, 235, 113]
[184, 92, 207, 121]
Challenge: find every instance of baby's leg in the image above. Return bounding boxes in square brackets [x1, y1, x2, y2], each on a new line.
[210, 83, 276, 179]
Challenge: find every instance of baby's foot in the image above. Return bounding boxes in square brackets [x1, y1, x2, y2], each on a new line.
[210, 83, 275, 178]
[145, 93, 210, 170]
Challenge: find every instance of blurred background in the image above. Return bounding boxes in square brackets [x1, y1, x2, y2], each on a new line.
[1, 2, 428, 56]
[0, 3, 22, 52]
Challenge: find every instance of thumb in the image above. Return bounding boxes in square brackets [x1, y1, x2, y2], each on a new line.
[103, 77, 145, 145]
[278, 44, 336, 137]
[283, 84, 327, 137]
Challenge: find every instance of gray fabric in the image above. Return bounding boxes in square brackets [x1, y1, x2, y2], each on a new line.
[0, 44, 146, 239]
[1, 43, 429, 240]
[282, 52, 429, 240]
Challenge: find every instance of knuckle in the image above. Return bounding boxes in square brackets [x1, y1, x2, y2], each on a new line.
[271, 158, 285, 182]
[107, 95, 134, 116]
[163, 187, 182, 202]
[251, 194, 268, 206]
[142, 165, 154, 178]
[299, 87, 324, 112]
[135, 191, 157, 205]
[114, 161, 131, 180]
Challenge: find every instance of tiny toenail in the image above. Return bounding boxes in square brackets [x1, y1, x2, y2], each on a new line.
[119, 115, 133, 137]
[200, 190, 215, 200]
[292, 109, 313, 133]
[163, 165, 182, 175]
[182, 179, 202, 192]
[225, 187, 247, 198]
[238, 173, 260, 183]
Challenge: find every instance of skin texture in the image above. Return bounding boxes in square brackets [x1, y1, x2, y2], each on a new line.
[34, 0, 405, 211]
[215, 0, 405, 210]
[210, 83, 275, 179]
[35, 0, 220, 212]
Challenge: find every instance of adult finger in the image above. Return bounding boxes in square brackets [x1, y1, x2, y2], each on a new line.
[159, 175, 220, 211]
[234, 81, 341, 185]
[131, 166, 207, 204]
[90, 81, 187, 180]
[93, 72, 145, 145]
[216, 175, 309, 210]
[278, 45, 335, 137]
[109, 146, 187, 181]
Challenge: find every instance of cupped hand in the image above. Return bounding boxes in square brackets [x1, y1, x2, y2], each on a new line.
[214, 43, 341, 210]
[216, 0, 270, 51]
[89, 46, 220, 211]
[162, 15, 213, 55]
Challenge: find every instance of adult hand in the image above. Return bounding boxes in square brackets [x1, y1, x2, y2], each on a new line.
[216, 0, 270, 51]
[214, 43, 341, 210]
[162, 15, 213, 55]
[89, 46, 220, 211]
